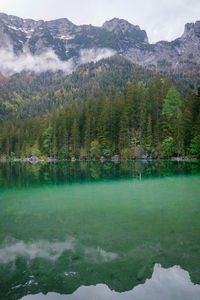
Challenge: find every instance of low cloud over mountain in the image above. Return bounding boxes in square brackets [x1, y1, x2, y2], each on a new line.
[0, 46, 115, 76]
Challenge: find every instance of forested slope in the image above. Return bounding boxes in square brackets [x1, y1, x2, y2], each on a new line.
[0, 74, 199, 159]
[0, 56, 156, 120]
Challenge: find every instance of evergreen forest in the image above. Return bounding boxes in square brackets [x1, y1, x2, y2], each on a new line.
[0, 72, 200, 160]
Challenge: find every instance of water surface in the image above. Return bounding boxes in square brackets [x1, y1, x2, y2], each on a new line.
[0, 161, 200, 299]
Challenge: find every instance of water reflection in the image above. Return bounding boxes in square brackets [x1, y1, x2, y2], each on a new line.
[20, 265, 200, 300]
[0, 238, 117, 264]
[0, 160, 199, 187]
[0, 161, 200, 299]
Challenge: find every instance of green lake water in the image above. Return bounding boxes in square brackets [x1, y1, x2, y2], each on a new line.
[0, 160, 200, 299]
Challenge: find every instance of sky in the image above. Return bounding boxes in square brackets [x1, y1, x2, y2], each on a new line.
[0, 0, 200, 43]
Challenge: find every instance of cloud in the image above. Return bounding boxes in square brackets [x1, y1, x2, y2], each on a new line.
[0, 48, 74, 76]
[84, 246, 118, 263]
[0, 238, 117, 264]
[0, 46, 116, 77]
[20, 264, 200, 300]
[79, 48, 116, 64]
[0, 238, 75, 263]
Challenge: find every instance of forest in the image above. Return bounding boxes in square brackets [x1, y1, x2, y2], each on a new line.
[0, 74, 200, 160]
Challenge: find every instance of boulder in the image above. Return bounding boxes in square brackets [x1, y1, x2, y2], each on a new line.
[100, 156, 106, 163]
[111, 155, 120, 163]
[29, 156, 39, 164]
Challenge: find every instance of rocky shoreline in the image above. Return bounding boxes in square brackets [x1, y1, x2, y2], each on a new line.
[0, 155, 198, 164]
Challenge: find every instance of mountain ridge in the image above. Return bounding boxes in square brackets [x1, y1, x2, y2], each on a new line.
[0, 12, 200, 81]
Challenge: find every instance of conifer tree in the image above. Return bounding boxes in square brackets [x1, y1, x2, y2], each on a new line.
[42, 126, 53, 156]
[119, 110, 129, 151]
[70, 119, 80, 157]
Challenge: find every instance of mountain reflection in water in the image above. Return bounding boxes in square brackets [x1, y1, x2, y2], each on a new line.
[20, 264, 200, 300]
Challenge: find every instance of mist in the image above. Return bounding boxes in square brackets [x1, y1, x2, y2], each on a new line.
[79, 48, 116, 64]
[0, 47, 116, 77]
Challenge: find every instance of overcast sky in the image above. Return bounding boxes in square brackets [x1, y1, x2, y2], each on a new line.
[1, 0, 200, 43]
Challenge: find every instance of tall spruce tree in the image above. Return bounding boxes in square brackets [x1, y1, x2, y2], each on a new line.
[70, 119, 80, 158]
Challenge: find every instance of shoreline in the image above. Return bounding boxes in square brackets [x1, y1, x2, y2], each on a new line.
[0, 157, 198, 163]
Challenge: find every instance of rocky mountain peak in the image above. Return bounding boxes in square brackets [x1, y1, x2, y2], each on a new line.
[103, 18, 132, 32]
[46, 18, 75, 29]
[0, 12, 200, 79]
[182, 21, 200, 39]
[103, 18, 148, 43]
[194, 21, 200, 37]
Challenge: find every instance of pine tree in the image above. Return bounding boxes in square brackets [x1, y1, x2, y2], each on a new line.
[119, 110, 129, 151]
[42, 126, 53, 156]
[70, 119, 80, 158]
[162, 86, 183, 156]
[146, 114, 153, 153]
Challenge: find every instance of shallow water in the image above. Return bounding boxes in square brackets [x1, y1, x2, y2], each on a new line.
[0, 161, 200, 299]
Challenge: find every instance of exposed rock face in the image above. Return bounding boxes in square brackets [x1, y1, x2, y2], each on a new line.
[124, 21, 200, 76]
[0, 14, 148, 59]
[0, 13, 76, 59]
[0, 12, 200, 78]
[103, 18, 148, 44]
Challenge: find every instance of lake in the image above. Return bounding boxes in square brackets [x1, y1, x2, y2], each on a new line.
[0, 160, 200, 300]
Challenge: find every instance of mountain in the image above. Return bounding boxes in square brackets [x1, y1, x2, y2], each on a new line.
[0, 56, 155, 120]
[0, 13, 148, 60]
[125, 21, 200, 77]
[1, 12, 200, 83]
[0, 14, 200, 160]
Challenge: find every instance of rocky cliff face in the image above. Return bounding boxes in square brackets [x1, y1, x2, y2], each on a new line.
[0, 12, 200, 78]
[124, 21, 200, 77]
[0, 13, 148, 59]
